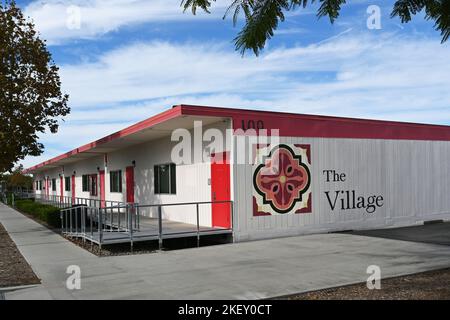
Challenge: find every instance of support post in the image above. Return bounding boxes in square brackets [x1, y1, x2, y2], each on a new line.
[129, 204, 134, 253]
[99, 208, 103, 251]
[158, 205, 163, 251]
[196, 203, 200, 248]
[60, 210, 63, 233]
[82, 207, 85, 244]
[70, 208, 73, 235]
[90, 208, 94, 238]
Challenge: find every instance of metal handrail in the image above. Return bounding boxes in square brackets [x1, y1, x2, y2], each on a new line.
[27, 192, 127, 209]
[61, 200, 233, 251]
[134, 200, 234, 250]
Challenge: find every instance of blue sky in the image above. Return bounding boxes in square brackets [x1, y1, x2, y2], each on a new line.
[16, 0, 450, 168]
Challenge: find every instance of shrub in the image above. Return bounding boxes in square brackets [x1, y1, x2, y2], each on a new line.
[15, 199, 61, 228]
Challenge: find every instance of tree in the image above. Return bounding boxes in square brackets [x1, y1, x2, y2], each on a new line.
[1, 164, 32, 191]
[181, 0, 450, 55]
[0, 1, 69, 173]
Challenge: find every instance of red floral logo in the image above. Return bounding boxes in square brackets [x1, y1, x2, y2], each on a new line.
[253, 144, 311, 215]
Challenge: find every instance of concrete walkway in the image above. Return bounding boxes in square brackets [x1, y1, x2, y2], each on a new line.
[2, 203, 450, 300]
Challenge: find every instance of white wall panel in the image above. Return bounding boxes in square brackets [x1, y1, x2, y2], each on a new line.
[34, 120, 231, 227]
[234, 137, 450, 242]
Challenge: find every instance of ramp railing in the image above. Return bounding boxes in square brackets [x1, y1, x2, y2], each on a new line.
[61, 203, 140, 250]
[18, 192, 127, 209]
[60, 200, 233, 251]
[135, 200, 234, 249]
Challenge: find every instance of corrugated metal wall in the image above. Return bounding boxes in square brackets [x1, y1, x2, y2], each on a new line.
[233, 137, 450, 242]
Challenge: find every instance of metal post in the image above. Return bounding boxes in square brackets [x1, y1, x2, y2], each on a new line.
[230, 201, 235, 242]
[82, 207, 86, 244]
[90, 208, 94, 238]
[129, 204, 134, 253]
[136, 205, 140, 230]
[70, 208, 73, 235]
[60, 210, 63, 233]
[118, 205, 121, 231]
[230, 201, 234, 230]
[196, 203, 200, 247]
[158, 205, 163, 251]
[110, 207, 114, 231]
[75, 206, 79, 235]
[99, 208, 103, 253]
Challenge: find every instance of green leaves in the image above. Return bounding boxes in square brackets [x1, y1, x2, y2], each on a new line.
[317, 0, 346, 23]
[235, 0, 290, 55]
[0, 1, 70, 173]
[392, 0, 450, 43]
[181, 0, 216, 14]
[181, 0, 450, 56]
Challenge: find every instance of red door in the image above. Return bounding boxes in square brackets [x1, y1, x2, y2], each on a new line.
[126, 166, 135, 204]
[60, 176, 63, 203]
[71, 175, 76, 202]
[99, 170, 105, 208]
[211, 152, 231, 229]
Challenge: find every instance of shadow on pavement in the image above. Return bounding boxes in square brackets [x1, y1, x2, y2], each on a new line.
[342, 221, 450, 246]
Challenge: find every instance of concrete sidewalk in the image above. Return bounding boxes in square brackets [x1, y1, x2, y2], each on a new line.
[2, 202, 450, 300]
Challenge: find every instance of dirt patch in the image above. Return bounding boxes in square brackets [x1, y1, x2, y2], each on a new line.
[66, 237, 158, 256]
[282, 268, 450, 300]
[0, 223, 40, 288]
[66, 234, 225, 257]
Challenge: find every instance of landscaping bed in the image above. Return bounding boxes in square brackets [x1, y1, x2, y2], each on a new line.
[283, 268, 450, 300]
[0, 222, 40, 288]
[14, 199, 61, 229]
[67, 234, 223, 256]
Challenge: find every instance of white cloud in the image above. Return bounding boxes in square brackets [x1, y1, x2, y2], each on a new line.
[59, 32, 450, 115]
[24, 0, 229, 44]
[22, 31, 450, 168]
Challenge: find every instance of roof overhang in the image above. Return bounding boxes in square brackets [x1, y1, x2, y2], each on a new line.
[25, 105, 230, 174]
[25, 103, 450, 174]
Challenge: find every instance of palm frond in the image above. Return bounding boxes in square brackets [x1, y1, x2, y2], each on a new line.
[392, 0, 450, 43]
[234, 0, 291, 56]
[224, 0, 257, 25]
[317, 0, 347, 23]
[391, 0, 427, 22]
[181, 0, 216, 14]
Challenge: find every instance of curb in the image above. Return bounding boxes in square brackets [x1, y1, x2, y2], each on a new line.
[0, 284, 39, 294]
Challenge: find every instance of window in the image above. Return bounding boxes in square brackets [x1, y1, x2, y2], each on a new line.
[90, 174, 98, 196]
[52, 178, 56, 191]
[154, 163, 176, 194]
[110, 170, 122, 193]
[82, 175, 90, 192]
[65, 176, 71, 191]
[35, 181, 39, 190]
[39, 180, 42, 190]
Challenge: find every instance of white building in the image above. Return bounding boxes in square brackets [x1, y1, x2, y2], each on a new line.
[26, 104, 450, 242]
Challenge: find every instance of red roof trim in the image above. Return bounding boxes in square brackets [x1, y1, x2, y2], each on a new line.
[24, 106, 183, 173]
[178, 104, 450, 141]
[25, 104, 450, 173]
[178, 104, 450, 130]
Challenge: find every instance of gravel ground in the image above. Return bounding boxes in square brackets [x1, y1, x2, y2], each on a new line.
[67, 237, 158, 256]
[67, 235, 225, 256]
[283, 268, 450, 300]
[0, 223, 40, 288]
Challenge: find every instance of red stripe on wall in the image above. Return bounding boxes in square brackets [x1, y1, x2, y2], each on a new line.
[24, 104, 450, 174]
[179, 105, 450, 141]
